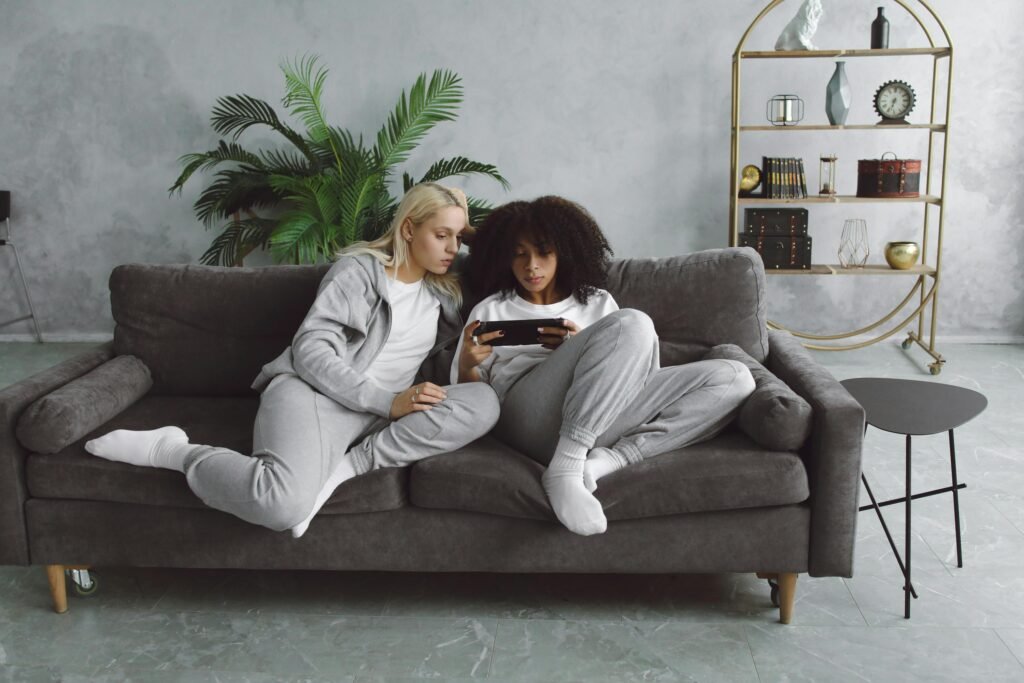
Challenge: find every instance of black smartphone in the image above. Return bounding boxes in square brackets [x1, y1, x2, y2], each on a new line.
[476, 318, 567, 347]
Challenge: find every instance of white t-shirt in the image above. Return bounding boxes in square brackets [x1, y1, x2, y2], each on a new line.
[366, 277, 441, 393]
[450, 289, 619, 400]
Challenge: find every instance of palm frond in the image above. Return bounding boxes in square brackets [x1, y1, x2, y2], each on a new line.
[280, 54, 332, 146]
[199, 217, 277, 266]
[375, 70, 462, 170]
[417, 156, 510, 190]
[267, 173, 346, 263]
[210, 94, 314, 162]
[169, 140, 265, 195]
[259, 148, 320, 175]
[402, 172, 416, 193]
[335, 175, 371, 246]
[467, 195, 496, 228]
[194, 169, 282, 227]
[269, 209, 326, 265]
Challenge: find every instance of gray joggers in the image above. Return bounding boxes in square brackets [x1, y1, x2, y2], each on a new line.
[493, 309, 755, 465]
[180, 377, 499, 531]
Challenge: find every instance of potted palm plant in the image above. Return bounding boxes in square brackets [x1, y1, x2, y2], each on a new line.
[170, 55, 508, 266]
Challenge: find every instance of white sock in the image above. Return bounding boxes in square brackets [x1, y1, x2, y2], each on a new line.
[84, 427, 190, 472]
[541, 436, 607, 536]
[583, 447, 629, 493]
[290, 456, 359, 539]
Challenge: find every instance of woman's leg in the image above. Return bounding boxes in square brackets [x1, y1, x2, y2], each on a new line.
[86, 374, 377, 533]
[352, 382, 501, 470]
[289, 382, 501, 536]
[493, 309, 660, 535]
[584, 359, 756, 491]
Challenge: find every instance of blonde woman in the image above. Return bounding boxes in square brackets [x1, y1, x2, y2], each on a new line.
[86, 183, 499, 538]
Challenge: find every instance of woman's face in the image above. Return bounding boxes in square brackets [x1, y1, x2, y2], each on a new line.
[404, 205, 466, 276]
[512, 238, 559, 301]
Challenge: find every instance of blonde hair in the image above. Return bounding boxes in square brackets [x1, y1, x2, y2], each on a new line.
[340, 182, 471, 304]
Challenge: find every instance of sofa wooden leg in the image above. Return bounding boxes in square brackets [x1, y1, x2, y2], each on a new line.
[777, 572, 798, 624]
[45, 564, 68, 614]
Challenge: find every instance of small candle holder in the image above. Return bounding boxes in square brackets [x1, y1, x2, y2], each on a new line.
[766, 94, 804, 126]
[819, 154, 838, 196]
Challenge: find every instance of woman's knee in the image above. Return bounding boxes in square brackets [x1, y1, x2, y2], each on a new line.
[261, 494, 316, 532]
[716, 359, 756, 399]
[604, 308, 656, 345]
[446, 382, 500, 432]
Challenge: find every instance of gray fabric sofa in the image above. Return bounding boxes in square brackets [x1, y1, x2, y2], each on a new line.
[0, 247, 864, 622]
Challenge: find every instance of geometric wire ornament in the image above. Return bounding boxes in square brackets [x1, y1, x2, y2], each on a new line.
[837, 218, 870, 268]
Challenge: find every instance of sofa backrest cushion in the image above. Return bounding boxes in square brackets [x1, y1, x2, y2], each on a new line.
[110, 247, 766, 395]
[111, 263, 330, 395]
[605, 247, 768, 365]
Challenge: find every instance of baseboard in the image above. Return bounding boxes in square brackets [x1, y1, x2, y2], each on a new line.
[933, 335, 1024, 345]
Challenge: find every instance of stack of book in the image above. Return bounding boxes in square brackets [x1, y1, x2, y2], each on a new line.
[761, 157, 808, 199]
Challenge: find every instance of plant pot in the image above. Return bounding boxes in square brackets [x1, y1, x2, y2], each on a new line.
[884, 241, 920, 270]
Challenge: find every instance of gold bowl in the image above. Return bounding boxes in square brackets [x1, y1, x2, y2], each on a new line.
[884, 241, 920, 270]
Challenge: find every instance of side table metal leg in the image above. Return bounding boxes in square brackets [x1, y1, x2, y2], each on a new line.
[905, 434, 912, 620]
[949, 429, 963, 568]
[861, 473, 917, 598]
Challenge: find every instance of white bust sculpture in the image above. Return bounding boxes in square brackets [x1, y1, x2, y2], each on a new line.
[775, 0, 824, 51]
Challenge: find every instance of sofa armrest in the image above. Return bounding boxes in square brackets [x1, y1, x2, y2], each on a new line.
[0, 343, 114, 565]
[766, 330, 864, 578]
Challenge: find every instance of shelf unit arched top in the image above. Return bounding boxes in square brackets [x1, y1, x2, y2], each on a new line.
[733, 0, 952, 59]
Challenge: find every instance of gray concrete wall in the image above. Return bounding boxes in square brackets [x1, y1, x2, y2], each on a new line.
[0, 0, 1020, 341]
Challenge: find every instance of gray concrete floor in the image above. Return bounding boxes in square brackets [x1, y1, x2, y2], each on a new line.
[1, 341, 1023, 682]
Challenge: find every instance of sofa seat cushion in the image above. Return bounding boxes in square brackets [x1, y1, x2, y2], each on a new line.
[25, 395, 408, 515]
[410, 431, 809, 522]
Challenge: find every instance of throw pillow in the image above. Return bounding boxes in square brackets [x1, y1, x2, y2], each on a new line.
[17, 355, 153, 454]
[703, 344, 813, 452]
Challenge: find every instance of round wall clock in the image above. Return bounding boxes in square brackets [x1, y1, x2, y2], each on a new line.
[739, 164, 763, 195]
[874, 80, 916, 124]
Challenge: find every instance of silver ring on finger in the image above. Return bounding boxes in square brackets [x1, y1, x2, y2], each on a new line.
[471, 335, 479, 347]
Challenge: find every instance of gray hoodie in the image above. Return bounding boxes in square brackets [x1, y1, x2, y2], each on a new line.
[251, 253, 464, 418]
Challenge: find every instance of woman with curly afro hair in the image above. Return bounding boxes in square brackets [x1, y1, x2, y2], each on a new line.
[451, 196, 755, 536]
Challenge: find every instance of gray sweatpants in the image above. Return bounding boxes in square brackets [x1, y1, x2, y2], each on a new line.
[493, 309, 756, 466]
[180, 375, 499, 531]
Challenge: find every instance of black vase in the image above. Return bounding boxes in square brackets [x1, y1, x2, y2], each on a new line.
[871, 7, 890, 49]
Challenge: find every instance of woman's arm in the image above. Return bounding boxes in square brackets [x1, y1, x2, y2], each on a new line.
[290, 276, 397, 418]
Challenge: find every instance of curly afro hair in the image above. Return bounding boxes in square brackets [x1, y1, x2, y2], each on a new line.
[465, 195, 613, 305]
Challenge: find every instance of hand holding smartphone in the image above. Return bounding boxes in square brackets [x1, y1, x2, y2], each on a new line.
[476, 318, 568, 346]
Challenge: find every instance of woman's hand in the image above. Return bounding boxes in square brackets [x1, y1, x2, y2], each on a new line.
[390, 382, 447, 419]
[457, 320, 504, 383]
[538, 318, 581, 350]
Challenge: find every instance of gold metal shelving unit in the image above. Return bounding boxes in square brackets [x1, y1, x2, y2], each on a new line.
[729, 0, 953, 375]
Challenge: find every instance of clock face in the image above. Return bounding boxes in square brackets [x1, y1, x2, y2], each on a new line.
[874, 81, 916, 120]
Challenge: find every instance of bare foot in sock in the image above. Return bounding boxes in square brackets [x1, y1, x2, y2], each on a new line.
[85, 427, 189, 471]
[290, 456, 359, 539]
[583, 447, 627, 493]
[542, 453, 607, 536]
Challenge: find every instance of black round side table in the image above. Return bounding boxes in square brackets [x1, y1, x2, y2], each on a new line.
[841, 377, 987, 619]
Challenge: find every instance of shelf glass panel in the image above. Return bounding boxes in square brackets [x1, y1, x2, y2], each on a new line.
[738, 195, 941, 205]
[739, 47, 950, 59]
[764, 264, 937, 276]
